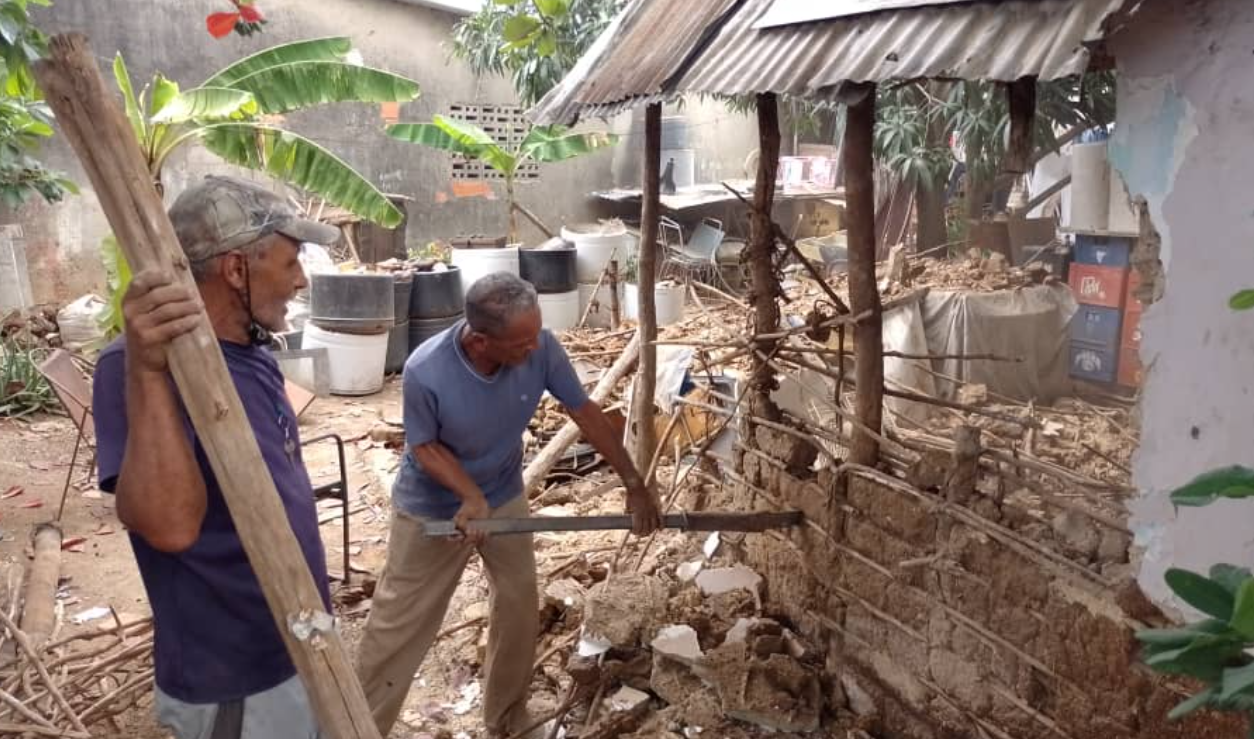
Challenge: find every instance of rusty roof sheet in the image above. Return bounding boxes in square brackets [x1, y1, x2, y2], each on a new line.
[531, 0, 1129, 125]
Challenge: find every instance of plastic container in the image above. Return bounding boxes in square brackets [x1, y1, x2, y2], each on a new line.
[1069, 305, 1122, 348]
[410, 267, 465, 319]
[392, 274, 413, 326]
[408, 313, 463, 353]
[1073, 235, 1131, 268]
[302, 324, 388, 396]
[624, 282, 686, 326]
[450, 246, 520, 296]
[385, 321, 410, 374]
[309, 273, 395, 334]
[537, 290, 580, 331]
[577, 282, 623, 330]
[519, 248, 578, 294]
[1118, 346, 1143, 387]
[1069, 141, 1110, 231]
[1069, 263, 1127, 309]
[1070, 340, 1118, 384]
[563, 223, 633, 283]
[1121, 309, 1142, 350]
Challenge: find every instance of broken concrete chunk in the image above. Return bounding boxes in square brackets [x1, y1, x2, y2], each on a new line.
[695, 565, 762, 599]
[582, 573, 667, 649]
[956, 383, 989, 406]
[704, 641, 822, 733]
[840, 673, 878, 717]
[675, 560, 704, 582]
[1051, 510, 1101, 560]
[1097, 528, 1131, 564]
[463, 601, 489, 622]
[723, 617, 758, 645]
[651, 625, 704, 664]
[544, 578, 587, 611]
[609, 685, 652, 713]
[703, 533, 721, 559]
[650, 652, 724, 729]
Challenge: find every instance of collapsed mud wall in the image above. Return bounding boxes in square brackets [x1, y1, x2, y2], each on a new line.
[724, 425, 1243, 738]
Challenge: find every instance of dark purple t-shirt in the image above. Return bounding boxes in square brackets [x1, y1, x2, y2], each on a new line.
[93, 338, 330, 704]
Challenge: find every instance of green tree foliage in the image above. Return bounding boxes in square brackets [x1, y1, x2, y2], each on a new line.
[449, 0, 622, 108]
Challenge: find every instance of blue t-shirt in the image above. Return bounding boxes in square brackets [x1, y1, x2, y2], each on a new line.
[393, 320, 590, 520]
[93, 338, 330, 705]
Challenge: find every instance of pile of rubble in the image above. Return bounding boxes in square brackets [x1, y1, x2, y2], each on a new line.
[1, 305, 61, 349]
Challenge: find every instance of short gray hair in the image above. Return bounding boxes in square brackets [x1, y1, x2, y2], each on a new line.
[465, 272, 538, 336]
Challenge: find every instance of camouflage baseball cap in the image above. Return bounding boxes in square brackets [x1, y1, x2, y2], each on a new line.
[169, 175, 341, 262]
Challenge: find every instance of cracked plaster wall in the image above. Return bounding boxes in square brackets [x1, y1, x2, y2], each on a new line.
[1110, 0, 1254, 611]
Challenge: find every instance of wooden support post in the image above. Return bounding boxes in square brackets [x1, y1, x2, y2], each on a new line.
[20, 524, 60, 649]
[634, 104, 661, 472]
[608, 260, 621, 329]
[844, 83, 882, 466]
[34, 35, 380, 739]
[749, 93, 783, 422]
[1004, 77, 1037, 175]
[946, 425, 982, 505]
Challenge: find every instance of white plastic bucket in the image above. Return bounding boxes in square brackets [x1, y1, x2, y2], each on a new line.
[624, 282, 686, 326]
[577, 282, 623, 330]
[302, 324, 388, 396]
[450, 246, 520, 296]
[562, 223, 633, 283]
[538, 290, 580, 331]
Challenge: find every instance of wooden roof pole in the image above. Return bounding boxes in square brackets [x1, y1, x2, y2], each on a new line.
[748, 93, 782, 422]
[34, 34, 380, 739]
[844, 82, 883, 467]
[633, 104, 661, 471]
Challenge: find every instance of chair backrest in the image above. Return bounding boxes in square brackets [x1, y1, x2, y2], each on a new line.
[37, 349, 92, 433]
[685, 220, 726, 261]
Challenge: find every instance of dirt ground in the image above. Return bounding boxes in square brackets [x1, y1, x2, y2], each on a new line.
[0, 377, 725, 739]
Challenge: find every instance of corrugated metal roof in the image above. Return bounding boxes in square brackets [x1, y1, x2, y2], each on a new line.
[753, 0, 979, 29]
[531, 0, 1129, 125]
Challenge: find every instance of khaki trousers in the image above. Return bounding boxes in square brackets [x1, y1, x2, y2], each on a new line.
[356, 495, 538, 737]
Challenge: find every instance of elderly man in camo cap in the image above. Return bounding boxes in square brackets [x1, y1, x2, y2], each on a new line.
[92, 175, 340, 739]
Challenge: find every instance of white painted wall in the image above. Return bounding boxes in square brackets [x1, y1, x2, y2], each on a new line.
[1111, 0, 1254, 611]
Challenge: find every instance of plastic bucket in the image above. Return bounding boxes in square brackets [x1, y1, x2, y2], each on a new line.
[537, 290, 580, 331]
[624, 282, 686, 326]
[562, 224, 633, 283]
[409, 313, 463, 353]
[577, 282, 623, 330]
[302, 324, 388, 396]
[309, 273, 394, 334]
[519, 248, 578, 294]
[392, 274, 413, 326]
[450, 246, 520, 296]
[410, 267, 465, 319]
[385, 321, 409, 374]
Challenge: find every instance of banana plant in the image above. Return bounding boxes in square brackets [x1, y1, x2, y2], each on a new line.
[114, 36, 419, 226]
[387, 114, 615, 243]
[99, 37, 420, 339]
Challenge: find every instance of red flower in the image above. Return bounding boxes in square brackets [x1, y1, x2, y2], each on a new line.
[206, 11, 240, 38]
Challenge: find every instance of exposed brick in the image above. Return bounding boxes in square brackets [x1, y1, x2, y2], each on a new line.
[845, 516, 922, 571]
[847, 477, 937, 547]
[927, 647, 991, 715]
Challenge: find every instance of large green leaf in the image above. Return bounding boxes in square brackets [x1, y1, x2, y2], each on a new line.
[502, 14, 541, 42]
[225, 61, 419, 114]
[202, 37, 354, 88]
[150, 87, 257, 124]
[1232, 581, 1254, 638]
[1212, 565, 1254, 596]
[519, 125, 616, 163]
[1137, 619, 1231, 650]
[1166, 568, 1237, 620]
[1230, 290, 1254, 311]
[200, 123, 402, 228]
[1222, 663, 1254, 700]
[390, 116, 515, 175]
[387, 123, 478, 156]
[147, 74, 180, 120]
[1171, 466, 1254, 508]
[112, 53, 145, 146]
[1146, 634, 1247, 682]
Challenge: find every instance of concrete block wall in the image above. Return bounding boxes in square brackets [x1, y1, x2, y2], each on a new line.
[730, 425, 1245, 738]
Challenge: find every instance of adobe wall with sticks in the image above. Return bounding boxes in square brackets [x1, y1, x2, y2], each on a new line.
[722, 422, 1243, 738]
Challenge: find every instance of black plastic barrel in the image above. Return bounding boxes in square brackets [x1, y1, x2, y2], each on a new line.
[393, 274, 413, 326]
[519, 247, 578, 294]
[408, 313, 462, 353]
[309, 273, 395, 334]
[410, 267, 465, 319]
[385, 321, 409, 374]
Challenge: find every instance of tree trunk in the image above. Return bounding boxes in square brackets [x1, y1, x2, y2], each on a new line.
[915, 86, 949, 253]
[749, 93, 782, 422]
[1003, 77, 1037, 176]
[633, 104, 661, 471]
[844, 83, 883, 467]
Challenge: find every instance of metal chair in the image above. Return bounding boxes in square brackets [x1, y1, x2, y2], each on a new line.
[302, 433, 352, 584]
[37, 349, 95, 519]
[659, 216, 733, 291]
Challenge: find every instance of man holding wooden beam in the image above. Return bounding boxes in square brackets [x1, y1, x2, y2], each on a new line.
[356, 272, 661, 738]
[92, 176, 342, 739]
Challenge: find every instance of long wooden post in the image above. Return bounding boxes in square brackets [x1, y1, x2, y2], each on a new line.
[1003, 76, 1037, 175]
[749, 93, 782, 422]
[844, 83, 883, 466]
[633, 104, 661, 471]
[35, 35, 380, 739]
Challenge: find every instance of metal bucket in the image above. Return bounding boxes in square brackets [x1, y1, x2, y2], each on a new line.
[410, 267, 465, 319]
[309, 273, 395, 334]
[519, 247, 578, 294]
